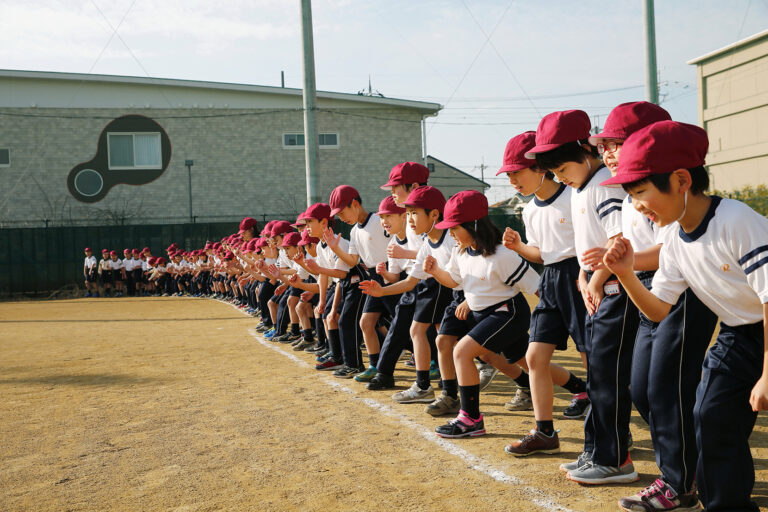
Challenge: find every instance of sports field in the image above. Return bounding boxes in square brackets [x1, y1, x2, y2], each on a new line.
[1, 297, 767, 511]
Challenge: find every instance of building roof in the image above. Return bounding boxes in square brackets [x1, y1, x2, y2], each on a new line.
[0, 69, 442, 113]
[426, 155, 490, 188]
[687, 29, 768, 65]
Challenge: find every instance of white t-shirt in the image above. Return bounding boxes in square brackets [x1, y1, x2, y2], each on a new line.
[652, 197, 768, 326]
[387, 235, 416, 275]
[84, 255, 97, 270]
[447, 244, 540, 310]
[99, 258, 111, 271]
[410, 231, 460, 291]
[277, 249, 293, 269]
[522, 183, 577, 265]
[316, 239, 352, 283]
[348, 212, 390, 268]
[572, 165, 625, 270]
[109, 259, 124, 271]
[123, 257, 135, 271]
[141, 260, 149, 271]
[622, 195, 662, 253]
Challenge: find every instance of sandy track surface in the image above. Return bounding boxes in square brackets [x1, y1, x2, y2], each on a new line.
[1, 297, 766, 511]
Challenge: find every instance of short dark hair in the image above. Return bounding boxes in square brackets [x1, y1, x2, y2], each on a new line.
[534, 140, 599, 171]
[458, 216, 501, 257]
[622, 166, 709, 195]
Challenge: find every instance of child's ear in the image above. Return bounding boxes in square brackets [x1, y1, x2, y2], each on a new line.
[671, 169, 692, 194]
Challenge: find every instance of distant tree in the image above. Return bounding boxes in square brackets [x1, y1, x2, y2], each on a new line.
[713, 184, 768, 216]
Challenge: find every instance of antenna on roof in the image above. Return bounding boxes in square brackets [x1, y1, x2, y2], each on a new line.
[357, 75, 385, 97]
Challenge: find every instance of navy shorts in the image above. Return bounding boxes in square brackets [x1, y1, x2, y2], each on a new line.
[288, 285, 303, 298]
[438, 290, 466, 336]
[448, 294, 531, 358]
[85, 269, 97, 282]
[362, 273, 397, 315]
[322, 282, 337, 319]
[529, 257, 587, 352]
[413, 277, 453, 325]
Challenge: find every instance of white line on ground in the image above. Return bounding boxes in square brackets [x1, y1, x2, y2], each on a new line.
[217, 299, 575, 512]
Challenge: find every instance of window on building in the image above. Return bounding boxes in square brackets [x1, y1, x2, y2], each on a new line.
[0, 148, 9, 167]
[108, 133, 162, 169]
[283, 133, 339, 148]
[428, 163, 435, 173]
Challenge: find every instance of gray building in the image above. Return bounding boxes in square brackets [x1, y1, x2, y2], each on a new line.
[0, 70, 445, 227]
[688, 29, 768, 191]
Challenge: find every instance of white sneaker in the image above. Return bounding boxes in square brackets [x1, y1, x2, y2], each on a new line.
[504, 387, 533, 411]
[392, 382, 435, 404]
[478, 363, 499, 391]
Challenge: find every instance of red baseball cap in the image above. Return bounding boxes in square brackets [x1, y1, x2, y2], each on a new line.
[142, 246, 151, 253]
[436, 190, 488, 229]
[291, 210, 310, 227]
[403, 186, 446, 214]
[102, 249, 109, 253]
[525, 110, 591, 158]
[601, 121, 708, 187]
[497, 131, 537, 175]
[239, 217, 259, 234]
[298, 229, 320, 246]
[376, 195, 406, 215]
[260, 221, 275, 237]
[110, 250, 118, 256]
[148, 256, 157, 265]
[381, 162, 430, 189]
[223, 251, 235, 260]
[84, 247, 92, 252]
[123, 248, 130, 254]
[281, 232, 302, 247]
[132, 248, 140, 254]
[589, 102, 671, 144]
[304, 202, 333, 221]
[329, 185, 360, 216]
[270, 220, 293, 237]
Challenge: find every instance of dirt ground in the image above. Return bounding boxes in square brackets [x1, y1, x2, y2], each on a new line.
[1, 297, 766, 512]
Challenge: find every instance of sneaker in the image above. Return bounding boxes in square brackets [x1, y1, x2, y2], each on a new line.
[435, 410, 486, 438]
[618, 479, 700, 512]
[264, 329, 278, 340]
[293, 340, 313, 352]
[424, 391, 460, 417]
[560, 451, 593, 473]
[305, 343, 324, 353]
[429, 366, 441, 382]
[404, 355, 415, 367]
[563, 392, 591, 419]
[333, 365, 364, 379]
[504, 387, 533, 411]
[392, 382, 435, 404]
[354, 366, 378, 382]
[316, 352, 331, 363]
[628, 430, 634, 451]
[277, 332, 301, 343]
[93, 292, 100, 297]
[566, 456, 639, 485]
[315, 359, 343, 371]
[85, 291, 92, 297]
[367, 373, 395, 390]
[504, 429, 560, 457]
[478, 363, 499, 391]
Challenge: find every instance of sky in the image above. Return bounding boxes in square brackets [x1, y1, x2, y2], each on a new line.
[2, 0, 768, 203]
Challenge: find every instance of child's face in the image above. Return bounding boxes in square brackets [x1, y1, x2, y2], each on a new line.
[390, 184, 411, 206]
[102, 253, 108, 259]
[550, 159, 592, 189]
[336, 203, 358, 225]
[110, 254, 118, 261]
[306, 218, 325, 238]
[449, 225, 474, 249]
[85, 250, 92, 257]
[599, 139, 624, 174]
[285, 246, 298, 258]
[406, 207, 436, 235]
[506, 167, 545, 196]
[626, 175, 683, 227]
[380, 212, 406, 236]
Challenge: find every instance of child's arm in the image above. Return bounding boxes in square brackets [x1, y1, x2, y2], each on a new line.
[503, 227, 544, 264]
[749, 303, 768, 412]
[324, 227, 360, 268]
[387, 244, 418, 261]
[376, 262, 401, 284]
[359, 275, 418, 297]
[316, 274, 328, 316]
[304, 258, 348, 280]
[422, 255, 459, 288]
[603, 236, 673, 322]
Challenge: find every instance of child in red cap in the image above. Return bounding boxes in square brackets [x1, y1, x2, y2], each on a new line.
[83, 248, 98, 297]
[98, 249, 112, 296]
[602, 120, 768, 512]
[421, 190, 539, 438]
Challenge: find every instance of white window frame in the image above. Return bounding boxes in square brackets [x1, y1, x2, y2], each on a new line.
[107, 132, 162, 170]
[0, 148, 9, 167]
[282, 132, 340, 149]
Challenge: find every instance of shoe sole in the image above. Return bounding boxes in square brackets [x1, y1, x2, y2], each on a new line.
[565, 471, 639, 485]
[425, 407, 460, 417]
[316, 365, 344, 371]
[563, 403, 592, 419]
[435, 429, 486, 439]
[392, 396, 435, 404]
[504, 445, 561, 457]
[618, 505, 701, 512]
[333, 373, 358, 379]
[504, 405, 534, 411]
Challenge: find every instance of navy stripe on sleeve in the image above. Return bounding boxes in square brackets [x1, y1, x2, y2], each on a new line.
[598, 205, 622, 219]
[596, 198, 623, 214]
[738, 245, 768, 266]
[744, 256, 768, 275]
[505, 260, 530, 287]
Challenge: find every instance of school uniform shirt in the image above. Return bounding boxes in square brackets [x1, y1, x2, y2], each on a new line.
[652, 197, 768, 326]
[348, 212, 389, 268]
[277, 249, 293, 269]
[292, 255, 311, 280]
[622, 195, 665, 253]
[522, 183, 577, 265]
[123, 257, 135, 272]
[446, 244, 540, 310]
[387, 235, 418, 275]
[572, 166, 626, 271]
[141, 260, 150, 272]
[316, 239, 352, 284]
[99, 259, 111, 273]
[410, 231, 462, 290]
[84, 255, 97, 270]
[108, 259, 124, 272]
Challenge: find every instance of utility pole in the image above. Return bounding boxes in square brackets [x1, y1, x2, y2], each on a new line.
[479, 158, 488, 193]
[300, 0, 321, 207]
[643, 0, 659, 104]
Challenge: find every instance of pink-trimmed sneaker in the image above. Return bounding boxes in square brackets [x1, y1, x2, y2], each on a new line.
[618, 479, 700, 511]
[435, 410, 486, 438]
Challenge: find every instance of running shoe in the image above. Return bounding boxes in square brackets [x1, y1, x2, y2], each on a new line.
[478, 363, 499, 391]
[293, 340, 313, 352]
[367, 373, 395, 390]
[85, 291, 92, 297]
[563, 392, 591, 419]
[333, 365, 364, 379]
[435, 410, 486, 438]
[315, 359, 343, 371]
[504, 387, 533, 411]
[566, 455, 639, 485]
[504, 429, 560, 457]
[392, 382, 434, 403]
[424, 391, 460, 416]
[560, 451, 593, 473]
[404, 354, 415, 367]
[354, 366, 378, 382]
[618, 479, 700, 512]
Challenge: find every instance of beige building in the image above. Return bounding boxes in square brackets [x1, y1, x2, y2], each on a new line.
[0, 70, 443, 227]
[688, 30, 768, 191]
